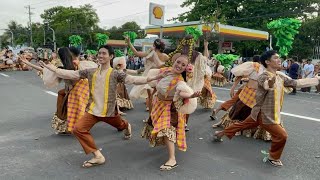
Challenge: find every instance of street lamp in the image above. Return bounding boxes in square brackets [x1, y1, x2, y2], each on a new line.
[43, 22, 56, 51]
[49, 27, 56, 51]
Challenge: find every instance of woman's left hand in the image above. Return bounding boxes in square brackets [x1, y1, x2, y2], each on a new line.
[190, 91, 201, 98]
[38, 61, 47, 68]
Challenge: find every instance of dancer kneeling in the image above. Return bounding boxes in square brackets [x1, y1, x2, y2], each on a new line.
[141, 55, 200, 171]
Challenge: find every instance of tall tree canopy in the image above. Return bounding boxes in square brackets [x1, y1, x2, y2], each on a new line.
[175, 0, 319, 57]
[40, 4, 100, 48]
[107, 21, 144, 40]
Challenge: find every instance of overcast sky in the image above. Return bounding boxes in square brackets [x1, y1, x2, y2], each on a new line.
[0, 0, 189, 32]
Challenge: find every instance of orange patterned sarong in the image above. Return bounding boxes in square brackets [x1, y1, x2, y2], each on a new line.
[67, 79, 90, 131]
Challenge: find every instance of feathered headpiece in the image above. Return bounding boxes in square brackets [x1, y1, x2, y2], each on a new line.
[123, 31, 138, 56]
[69, 35, 82, 47]
[96, 33, 109, 47]
[267, 18, 301, 57]
[214, 54, 239, 70]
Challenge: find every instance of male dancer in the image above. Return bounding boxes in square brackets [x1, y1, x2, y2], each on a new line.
[40, 45, 165, 168]
[214, 50, 320, 167]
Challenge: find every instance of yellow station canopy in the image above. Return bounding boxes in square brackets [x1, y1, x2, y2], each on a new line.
[145, 21, 269, 41]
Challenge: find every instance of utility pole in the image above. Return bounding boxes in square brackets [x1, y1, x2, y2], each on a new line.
[26, 5, 33, 47]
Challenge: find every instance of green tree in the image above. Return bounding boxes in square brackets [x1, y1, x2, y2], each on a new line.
[290, 16, 320, 59]
[175, 0, 319, 56]
[40, 4, 100, 48]
[0, 21, 29, 47]
[107, 21, 144, 40]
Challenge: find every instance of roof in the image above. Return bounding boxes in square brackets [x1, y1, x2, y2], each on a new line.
[145, 21, 269, 41]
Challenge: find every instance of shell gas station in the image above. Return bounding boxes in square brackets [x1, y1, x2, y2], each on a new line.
[108, 3, 270, 54]
[145, 21, 269, 52]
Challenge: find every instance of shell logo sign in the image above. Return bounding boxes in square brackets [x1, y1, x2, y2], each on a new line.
[149, 3, 165, 26]
[153, 6, 163, 19]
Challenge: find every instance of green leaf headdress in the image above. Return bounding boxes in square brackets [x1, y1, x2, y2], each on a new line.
[185, 27, 203, 41]
[96, 33, 109, 47]
[267, 18, 301, 57]
[85, 49, 97, 56]
[123, 31, 138, 56]
[214, 54, 239, 70]
[69, 35, 82, 47]
[114, 49, 125, 57]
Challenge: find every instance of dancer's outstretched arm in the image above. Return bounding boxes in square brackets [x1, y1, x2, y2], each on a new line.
[21, 58, 43, 72]
[203, 40, 209, 58]
[124, 36, 149, 58]
[230, 76, 242, 98]
[39, 61, 81, 80]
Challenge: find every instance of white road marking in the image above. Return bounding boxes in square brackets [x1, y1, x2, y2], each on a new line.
[44, 88, 320, 122]
[213, 87, 232, 91]
[215, 99, 320, 122]
[45, 91, 58, 97]
[0, 73, 9, 77]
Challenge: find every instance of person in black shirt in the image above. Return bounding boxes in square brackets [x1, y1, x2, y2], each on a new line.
[289, 57, 299, 95]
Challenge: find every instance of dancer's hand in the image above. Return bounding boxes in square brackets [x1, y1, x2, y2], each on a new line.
[38, 61, 46, 68]
[230, 87, 235, 98]
[268, 76, 276, 88]
[123, 36, 130, 44]
[20, 55, 28, 64]
[158, 71, 172, 79]
[190, 91, 201, 98]
[204, 40, 209, 47]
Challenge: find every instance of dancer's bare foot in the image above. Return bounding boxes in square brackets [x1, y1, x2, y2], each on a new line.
[268, 157, 283, 167]
[124, 123, 132, 140]
[212, 122, 221, 128]
[160, 159, 178, 171]
[82, 155, 105, 168]
[213, 130, 224, 142]
[210, 109, 218, 120]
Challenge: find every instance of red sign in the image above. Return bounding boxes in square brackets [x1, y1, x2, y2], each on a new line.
[222, 42, 232, 49]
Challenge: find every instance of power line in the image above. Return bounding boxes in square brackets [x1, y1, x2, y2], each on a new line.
[29, 0, 53, 6]
[93, 0, 120, 8]
[101, 10, 148, 22]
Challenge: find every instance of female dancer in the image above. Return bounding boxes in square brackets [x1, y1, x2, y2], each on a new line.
[22, 47, 97, 134]
[125, 37, 169, 111]
[211, 61, 227, 87]
[141, 55, 200, 170]
[113, 56, 134, 115]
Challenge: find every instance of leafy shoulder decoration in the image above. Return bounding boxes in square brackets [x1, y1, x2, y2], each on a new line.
[185, 27, 203, 41]
[69, 35, 82, 47]
[267, 18, 302, 57]
[214, 54, 239, 70]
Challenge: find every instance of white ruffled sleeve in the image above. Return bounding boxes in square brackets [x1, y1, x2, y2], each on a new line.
[188, 54, 206, 92]
[79, 61, 98, 70]
[174, 81, 197, 114]
[146, 69, 161, 88]
[42, 64, 60, 88]
[231, 62, 255, 77]
[205, 65, 212, 76]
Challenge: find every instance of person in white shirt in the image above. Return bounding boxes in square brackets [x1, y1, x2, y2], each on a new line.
[303, 59, 314, 92]
[281, 58, 289, 75]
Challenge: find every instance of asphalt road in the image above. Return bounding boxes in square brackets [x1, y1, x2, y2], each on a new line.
[1, 71, 320, 180]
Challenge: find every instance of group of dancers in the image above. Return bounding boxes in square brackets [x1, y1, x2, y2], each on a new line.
[20, 34, 320, 170]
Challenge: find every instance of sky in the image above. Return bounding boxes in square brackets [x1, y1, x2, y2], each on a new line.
[0, 0, 190, 32]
